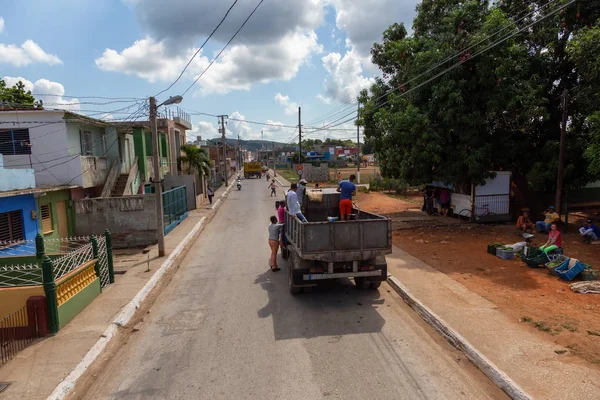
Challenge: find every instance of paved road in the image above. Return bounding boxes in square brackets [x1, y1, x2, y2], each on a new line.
[78, 178, 507, 400]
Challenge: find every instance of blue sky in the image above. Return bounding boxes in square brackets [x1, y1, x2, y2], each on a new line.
[1, 0, 417, 143]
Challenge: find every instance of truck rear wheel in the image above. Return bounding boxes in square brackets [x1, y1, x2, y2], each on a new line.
[281, 246, 289, 260]
[288, 264, 301, 294]
[354, 277, 370, 290]
[370, 282, 381, 289]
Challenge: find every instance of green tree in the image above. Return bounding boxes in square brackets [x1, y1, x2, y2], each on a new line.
[178, 145, 213, 176]
[291, 152, 306, 163]
[0, 79, 43, 108]
[360, 0, 600, 190]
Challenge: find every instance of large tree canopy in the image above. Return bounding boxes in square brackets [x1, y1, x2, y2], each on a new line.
[359, 0, 600, 190]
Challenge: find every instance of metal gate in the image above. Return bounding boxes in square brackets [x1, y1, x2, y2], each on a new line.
[96, 236, 110, 288]
[163, 186, 189, 235]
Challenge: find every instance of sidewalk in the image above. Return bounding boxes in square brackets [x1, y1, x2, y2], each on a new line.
[386, 247, 600, 400]
[0, 182, 234, 400]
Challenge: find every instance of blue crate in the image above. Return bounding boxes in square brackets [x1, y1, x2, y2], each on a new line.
[555, 260, 585, 281]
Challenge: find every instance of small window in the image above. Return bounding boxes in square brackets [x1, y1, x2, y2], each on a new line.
[0, 129, 31, 155]
[40, 204, 53, 234]
[80, 130, 92, 155]
[0, 210, 25, 243]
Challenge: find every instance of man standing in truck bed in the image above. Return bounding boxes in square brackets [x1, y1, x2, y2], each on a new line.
[337, 174, 357, 221]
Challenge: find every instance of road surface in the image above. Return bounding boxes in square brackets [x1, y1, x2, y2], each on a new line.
[76, 177, 507, 400]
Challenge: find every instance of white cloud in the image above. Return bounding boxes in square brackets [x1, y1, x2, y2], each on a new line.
[2, 76, 80, 111]
[227, 111, 255, 139]
[0, 17, 5, 33]
[187, 120, 219, 141]
[275, 93, 299, 116]
[316, 94, 332, 105]
[320, 47, 374, 103]
[0, 40, 62, 67]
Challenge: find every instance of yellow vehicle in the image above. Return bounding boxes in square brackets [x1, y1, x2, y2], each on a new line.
[244, 162, 263, 179]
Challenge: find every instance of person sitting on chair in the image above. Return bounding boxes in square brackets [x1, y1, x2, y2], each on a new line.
[516, 211, 534, 233]
[535, 206, 560, 233]
[540, 223, 562, 254]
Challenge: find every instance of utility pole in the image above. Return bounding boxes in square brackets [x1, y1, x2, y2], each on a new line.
[298, 107, 302, 166]
[149, 97, 165, 257]
[556, 89, 569, 215]
[356, 101, 361, 184]
[237, 134, 241, 171]
[273, 141, 277, 177]
[218, 115, 228, 185]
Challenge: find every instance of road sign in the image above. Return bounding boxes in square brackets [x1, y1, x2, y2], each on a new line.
[297, 169, 303, 176]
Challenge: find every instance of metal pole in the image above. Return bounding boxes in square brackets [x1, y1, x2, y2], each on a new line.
[357, 101, 361, 184]
[555, 89, 568, 215]
[273, 141, 277, 177]
[150, 96, 165, 257]
[219, 115, 228, 186]
[298, 107, 302, 166]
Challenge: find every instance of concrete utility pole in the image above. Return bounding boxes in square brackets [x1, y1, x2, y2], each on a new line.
[273, 141, 277, 177]
[357, 101, 361, 184]
[298, 107, 302, 165]
[237, 134, 241, 170]
[150, 96, 166, 257]
[218, 115, 228, 185]
[556, 89, 569, 215]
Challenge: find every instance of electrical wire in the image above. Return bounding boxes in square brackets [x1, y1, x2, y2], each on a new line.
[181, 0, 265, 97]
[155, 0, 240, 98]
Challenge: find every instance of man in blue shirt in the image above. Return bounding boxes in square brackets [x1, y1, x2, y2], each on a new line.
[337, 174, 357, 220]
[579, 219, 600, 243]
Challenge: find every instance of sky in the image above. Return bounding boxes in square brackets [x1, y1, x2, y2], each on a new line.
[0, 0, 418, 143]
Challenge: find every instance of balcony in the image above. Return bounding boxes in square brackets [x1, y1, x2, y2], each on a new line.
[80, 156, 109, 188]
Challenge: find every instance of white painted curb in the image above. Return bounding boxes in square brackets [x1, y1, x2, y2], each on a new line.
[386, 275, 531, 400]
[47, 179, 238, 400]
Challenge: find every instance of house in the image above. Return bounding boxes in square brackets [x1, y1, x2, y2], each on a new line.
[0, 154, 75, 255]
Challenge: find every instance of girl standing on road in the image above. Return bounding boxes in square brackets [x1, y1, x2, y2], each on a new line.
[269, 180, 277, 197]
[268, 216, 283, 271]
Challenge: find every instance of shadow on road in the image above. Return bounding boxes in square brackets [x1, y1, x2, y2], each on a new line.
[254, 255, 387, 341]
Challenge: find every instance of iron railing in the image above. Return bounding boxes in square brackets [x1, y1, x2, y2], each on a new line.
[163, 186, 188, 235]
[473, 194, 510, 216]
[0, 303, 40, 368]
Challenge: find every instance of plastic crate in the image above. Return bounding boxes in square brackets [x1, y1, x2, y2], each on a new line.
[545, 255, 569, 276]
[496, 248, 515, 260]
[581, 267, 599, 281]
[555, 260, 585, 281]
[487, 244, 502, 255]
[524, 250, 548, 268]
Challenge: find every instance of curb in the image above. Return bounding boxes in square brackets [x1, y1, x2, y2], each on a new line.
[48, 178, 237, 400]
[386, 275, 531, 400]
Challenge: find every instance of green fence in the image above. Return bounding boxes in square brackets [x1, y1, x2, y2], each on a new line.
[163, 186, 188, 235]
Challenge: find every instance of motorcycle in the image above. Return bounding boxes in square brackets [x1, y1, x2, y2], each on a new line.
[237, 180, 242, 190]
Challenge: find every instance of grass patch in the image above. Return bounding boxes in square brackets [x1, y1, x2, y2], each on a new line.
[277, 169, 299, 183]
[358, 186, 370, 194]
[587, 330, 600, 337]
[520, 316, 533, 323]
[561, 323, 577, 332]
[533, 321, 552, 332]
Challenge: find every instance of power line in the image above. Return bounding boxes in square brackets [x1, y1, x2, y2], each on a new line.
[155, 0, 240, 98]
[310, 0, 576, 134]
[30, 94, 144, 100]
[181, 0, 265, 97]
[304, 0, 565, 128]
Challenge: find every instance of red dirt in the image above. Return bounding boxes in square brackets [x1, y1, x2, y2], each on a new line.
[360, 191, 600, 366]
[354, 191, 421, 214]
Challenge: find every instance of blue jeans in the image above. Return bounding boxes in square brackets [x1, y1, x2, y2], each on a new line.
[296, 212, 307, 222]
[536, 221, 551, 232]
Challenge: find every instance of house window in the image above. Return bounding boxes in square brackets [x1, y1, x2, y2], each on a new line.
[40, 204, 53, 234]
[0, 210, 25, 242]
[80, 130, 92, 155]
[0, 129, 32, 155]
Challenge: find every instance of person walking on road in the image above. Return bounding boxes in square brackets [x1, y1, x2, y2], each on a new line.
[269, 179, 277, 197]
[268, 216, 283, 271]
[287, 183, 307, 222]
[337, 174, 357, 221]
[207, 186, 214, 205]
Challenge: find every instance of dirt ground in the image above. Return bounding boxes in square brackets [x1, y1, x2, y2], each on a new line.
[358, 190, 600, 366]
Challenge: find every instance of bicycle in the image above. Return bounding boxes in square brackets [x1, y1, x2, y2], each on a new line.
[457, 203, 496, 223]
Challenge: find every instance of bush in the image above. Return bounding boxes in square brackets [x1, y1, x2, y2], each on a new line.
[358, 186, 370, 194]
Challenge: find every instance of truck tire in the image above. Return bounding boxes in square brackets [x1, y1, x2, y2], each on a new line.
[354, 277, 370, 290]
[288, 264, 301, 294]
[281, 246, 289, 260]
[370, 282, 381, 289]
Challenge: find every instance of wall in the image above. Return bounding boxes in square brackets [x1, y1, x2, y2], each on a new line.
[0, 286, 45, 320]
[73, 195, 158, 248]
[163, 175, 197, 211]
[37, 189, 74, 240]
[0, 155, 36, 191]
[80, 156, 108, 188]
[300, 163, 329, 182]
[0, 194, 39, 241]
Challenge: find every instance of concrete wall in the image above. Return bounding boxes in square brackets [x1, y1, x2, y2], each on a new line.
[164, 175, 196, 211]
[0, 155, 35, 191]
[0, 286, 45, 322]
[73, 195, 158, 248]
[0, 194, 39, 241]
[37, 189, 74, 240]
[300, 163, 329, 182]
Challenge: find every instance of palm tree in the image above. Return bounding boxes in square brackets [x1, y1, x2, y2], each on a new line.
[179, 145, 213, 176]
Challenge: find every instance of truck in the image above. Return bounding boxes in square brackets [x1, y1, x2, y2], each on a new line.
[244, 162, 262, 179]
[282, 188, 392, 294]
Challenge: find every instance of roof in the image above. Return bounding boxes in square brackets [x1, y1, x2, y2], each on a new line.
[0, 185, 78, 198]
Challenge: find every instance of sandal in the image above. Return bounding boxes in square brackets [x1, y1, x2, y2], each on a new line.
[272, 267, 281, 272]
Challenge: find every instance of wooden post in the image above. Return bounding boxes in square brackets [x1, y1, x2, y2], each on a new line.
[105, 230, 115, 284]
[41, 257, 59, 334]
[90, 236, 100, 279]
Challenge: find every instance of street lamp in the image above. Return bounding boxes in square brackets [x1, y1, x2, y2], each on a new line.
[149, 95, 183, 257]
